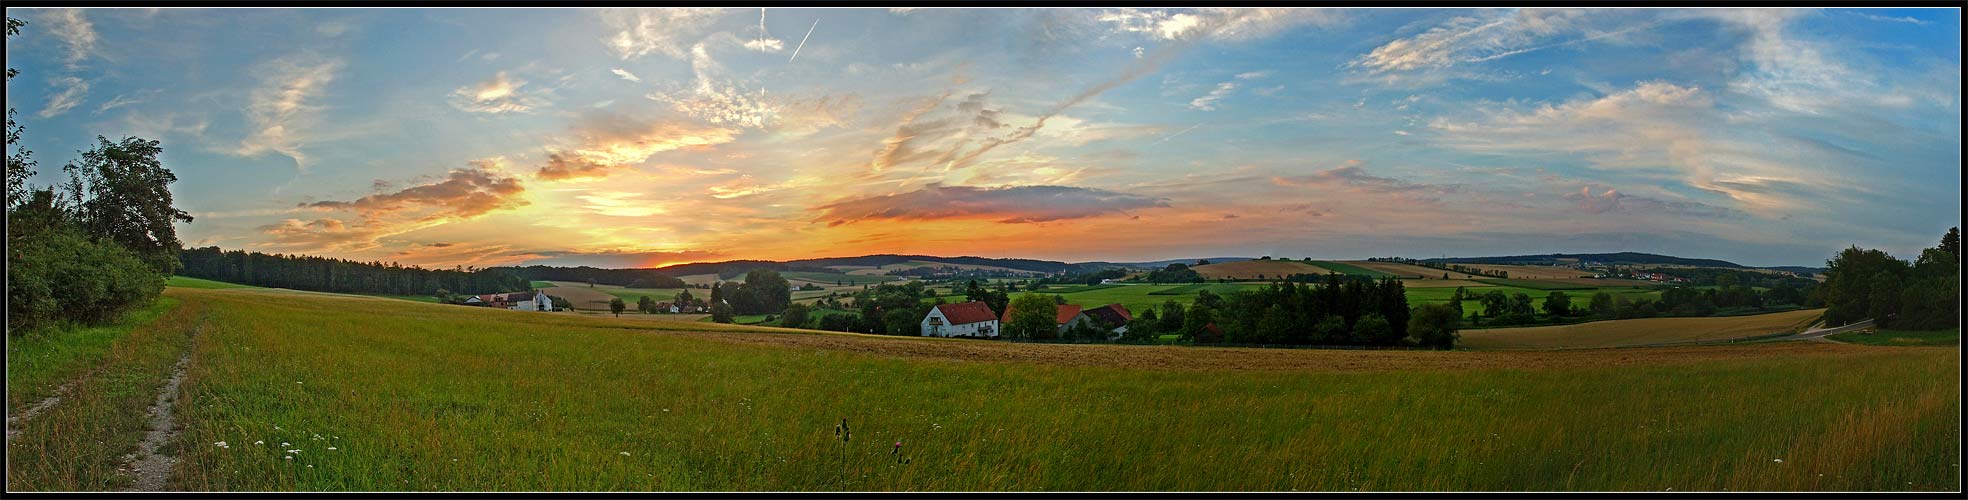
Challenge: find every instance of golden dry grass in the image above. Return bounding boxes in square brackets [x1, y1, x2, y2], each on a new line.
[1459, 309, 1825, 350]
[1192, 260, 1333, 279]
[1460, 264, 1597, 279]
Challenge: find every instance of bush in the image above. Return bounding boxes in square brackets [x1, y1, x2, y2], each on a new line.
[7, 224, 164, 331]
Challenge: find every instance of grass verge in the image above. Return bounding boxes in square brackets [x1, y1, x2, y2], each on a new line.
[1829, 328, 1960, 347]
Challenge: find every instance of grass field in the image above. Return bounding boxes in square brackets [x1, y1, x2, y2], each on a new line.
[7, 288, 1956, 491]
[1472, 278, 1653, 290]
[1191, 260, 1332, 280]
[1458, 309, 1825, 350]
[528, 281, 557, 289]
[166, 276, 260, 289]
[1306, 261, 1393, 277]
[1829, 328, 1960, 347]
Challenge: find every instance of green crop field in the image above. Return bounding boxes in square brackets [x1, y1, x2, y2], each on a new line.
[6, 287, 1956, 492]
[528, 281, 558, 289]
[1307, 261, 1393, 277]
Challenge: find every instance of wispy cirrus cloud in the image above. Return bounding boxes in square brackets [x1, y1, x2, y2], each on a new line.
[40, 8, 97, 69]
[1096, 8, 1343, 42]
[235, 53, 344, 172]
[38, 76, 90, 118]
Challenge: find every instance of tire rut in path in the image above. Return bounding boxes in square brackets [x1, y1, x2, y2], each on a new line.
[4, 375, 89, 442]
[116, 323, 201, 492]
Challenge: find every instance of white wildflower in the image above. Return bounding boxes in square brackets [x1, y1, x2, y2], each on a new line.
[328, 447, 337, 451]
[254, 440, 265, 445]
[214, 441, 229, 449]
[1773, 459, 1783, 463]
[620, 451, 632, 456]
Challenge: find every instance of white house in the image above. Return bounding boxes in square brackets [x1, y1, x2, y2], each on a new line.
[921, 301, 1000, 338]
[469, 292, 555, 311]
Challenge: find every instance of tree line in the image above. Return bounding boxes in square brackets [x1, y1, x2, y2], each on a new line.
[177, 246, 530, 297]
[7, 17, 192, 332]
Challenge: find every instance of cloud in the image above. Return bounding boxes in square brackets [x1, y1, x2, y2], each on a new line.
[93, 89, 160, 115]
[40, 9, 97, 69]
[1686, 9, 1921, 114]
[1188, 81, 1237, 111]
[1845, 11, 1929, 26]
[536, 113, 739, 181]
[610, 68, 642, 82]
[235, 53, 344, 171]
[518, 249, 727, 268]
[1096, 8, 1342, 42]
[1350, 9, 1649, 84]
[1271, 161, 1464, 204]
[38, 76, 90, 118]
[599, 8, 729, 60]
[1564, 186, 1739, 219]
[815, 184, 1168, 225]
[303, 164, 528, 221]
[257, 218, 384, 251]
[448, 71, 549, 114]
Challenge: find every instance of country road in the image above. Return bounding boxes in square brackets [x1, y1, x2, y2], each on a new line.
[1788, 319, 1875, 340]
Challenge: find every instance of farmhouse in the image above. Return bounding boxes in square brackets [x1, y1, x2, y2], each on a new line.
[467, 292, 556, 311]
[921, 301, 1000, 338]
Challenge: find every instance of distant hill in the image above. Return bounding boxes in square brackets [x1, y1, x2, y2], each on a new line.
[1425, 252, 1744, 268]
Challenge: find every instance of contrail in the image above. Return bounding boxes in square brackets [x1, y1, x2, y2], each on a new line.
[1154, 123, 1203, 144]
[789, 18, 819, 63]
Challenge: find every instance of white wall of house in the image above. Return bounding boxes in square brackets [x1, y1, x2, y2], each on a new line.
[920, 309, 999, 338]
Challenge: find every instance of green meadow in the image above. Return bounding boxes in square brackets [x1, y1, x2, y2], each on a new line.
[6, 286, 1956, 491]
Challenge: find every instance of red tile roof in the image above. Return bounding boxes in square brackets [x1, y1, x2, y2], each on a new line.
[934, 301, 999, 325]
[1082, 303, 1132, 325]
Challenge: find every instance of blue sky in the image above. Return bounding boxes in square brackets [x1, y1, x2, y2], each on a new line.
[4, 7, 1960, 268]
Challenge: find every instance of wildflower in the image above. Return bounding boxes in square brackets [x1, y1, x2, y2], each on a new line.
[892, 441, 902, 454]
[214, 441, 229, 449]
[328, 447, 337, 451]
[254, 440, 265, 445]
[281, 442, 291, 447]
[284, 456, 293, 461]
[307, 465, 314, 468]
[1773, 459, 1783, 463]
[287, 449, 302, 454]
[620, 451, 632, 456]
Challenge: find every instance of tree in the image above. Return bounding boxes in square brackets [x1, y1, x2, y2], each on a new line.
[674, 289, 695, 307]
[1589, 291, 1615, 317]
[780, 303, 811, 328]
[1158, 300, 1185, 334]
[1123, 308, 1160, 343]
[61, 137, 196, 275]
[710, 301, 735, 323]
[1940, 227, 1960, 259]
[1004, 293, 1057, 339]
[1351, 314, 1392, 345]
[1448, 286, 1467, 316]
[1820, 246, 1910, 327]
[1181, 303, 1216, 343]
[609, 297, 626, 317]
[1312, 316, 1348, 345]
[1408, 303, 1461, 350]
[1542, 291, 1571, 317]
[637, 295, 655, 314]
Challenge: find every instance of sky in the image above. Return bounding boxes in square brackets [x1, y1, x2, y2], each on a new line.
[4, 7, 1961, 268]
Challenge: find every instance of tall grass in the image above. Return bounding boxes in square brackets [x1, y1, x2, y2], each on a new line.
[141, 288, 1959, 491]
